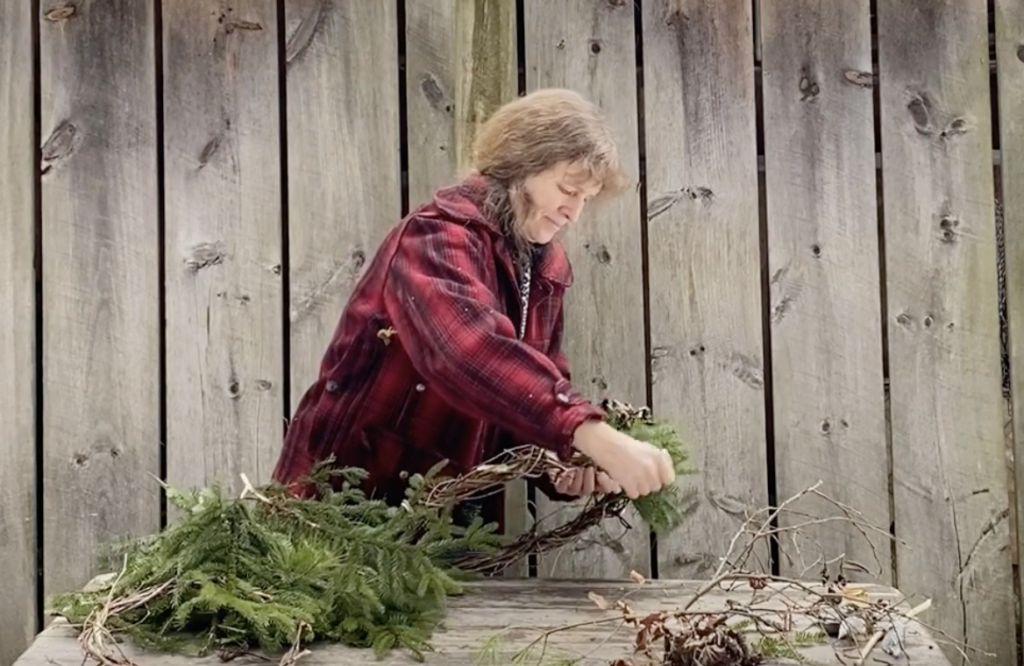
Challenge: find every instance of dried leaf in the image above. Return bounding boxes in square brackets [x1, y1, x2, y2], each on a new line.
[842, 587, 869, 602]
[629, 570, 646, 585]
[588, 591, 610, 610]
[638, 610, 666, 628]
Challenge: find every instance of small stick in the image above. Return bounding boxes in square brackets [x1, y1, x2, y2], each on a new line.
[239, 473, 271, 503]
[854, 598, 932, 665]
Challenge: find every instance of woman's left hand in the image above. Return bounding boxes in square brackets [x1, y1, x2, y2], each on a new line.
[550, 465, 621, 497]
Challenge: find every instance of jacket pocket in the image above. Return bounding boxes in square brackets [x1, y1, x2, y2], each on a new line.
[360, 423, 448, 487]
[313, 317, 393, 453]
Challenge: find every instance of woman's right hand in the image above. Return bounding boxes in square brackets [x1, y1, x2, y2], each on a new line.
[570, 420, 676, 499]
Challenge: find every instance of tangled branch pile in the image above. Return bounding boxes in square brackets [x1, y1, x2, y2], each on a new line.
[495, 483, 962, 666]
[585, 574, 935, 666]
[46, 400, 690, 666]
[616, 610, 764, 666]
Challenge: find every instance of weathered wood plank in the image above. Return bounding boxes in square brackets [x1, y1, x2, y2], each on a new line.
[39, 0, 161, 600]
[284, 0, 402, 402]
[523, 0, 649, 580]
[641, 0, 769, 579]
[995, 0, 1024, 630]
[15, 579, 953, 666]
[0, 2, 37, 664]
[402, 0, 526, 573]
[405, 0, 517, 204]
[878, 2, 1015, 664]
[760, 0, 891, 582]
[162, 1, 284, 494]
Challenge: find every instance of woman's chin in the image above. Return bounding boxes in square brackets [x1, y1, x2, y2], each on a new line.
[523, 231, 553, 245]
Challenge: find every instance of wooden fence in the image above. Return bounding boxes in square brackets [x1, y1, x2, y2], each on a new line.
[1, 1, 1022, 666]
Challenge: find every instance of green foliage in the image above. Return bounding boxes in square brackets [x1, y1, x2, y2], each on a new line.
[46, 465, 502, 662]
[752, 632, 829, 666]
[603, 399, 695, 533]
[46, 401, 693, 663]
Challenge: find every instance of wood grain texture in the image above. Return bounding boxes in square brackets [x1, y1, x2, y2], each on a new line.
[162, 1, 284, 494]
[284, 0, 402, 403]
[405, 0, 517, 204]
[0, 2, 37, 664]
[879, 3, 1014, 664]
[760, 0, 891, 582]
[39, 0, 161, 599]
[14, 578, 953, 666]
[996, 0, 1024, 626]
[641, 0, 769, 579]
[524, 0, 649, 579]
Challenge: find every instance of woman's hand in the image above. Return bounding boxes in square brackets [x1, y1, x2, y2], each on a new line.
[548, 465, 621, 497]
[570, 420, 676, 499]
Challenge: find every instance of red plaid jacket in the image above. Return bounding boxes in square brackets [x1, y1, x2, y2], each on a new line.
[272, 175, 606, 509]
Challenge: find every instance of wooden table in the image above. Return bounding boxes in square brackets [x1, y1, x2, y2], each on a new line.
[14, 578, 951, 666]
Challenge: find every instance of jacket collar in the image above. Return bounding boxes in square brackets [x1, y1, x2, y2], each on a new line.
[430, 175, 574, 288]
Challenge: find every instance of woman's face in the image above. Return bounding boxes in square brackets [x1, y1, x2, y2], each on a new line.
[519, 161, 602, 244]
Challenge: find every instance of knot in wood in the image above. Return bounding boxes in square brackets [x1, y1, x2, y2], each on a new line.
[186, 241, 227, 271]
[843, 69, 873, 88]
[799, 75, 820, 100]
[45, 3, 76, 21]
[907, 94, 933, 134]
[939, 215, 960, 243]
[940, 117, 969, 139]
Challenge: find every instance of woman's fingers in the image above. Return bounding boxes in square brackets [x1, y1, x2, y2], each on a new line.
[596, 470, 620, 494]
[554, 469, 573, 493]
[568, 469, 586, 495]
[580, 467, 596, 495]
[554, 466, 637, 497]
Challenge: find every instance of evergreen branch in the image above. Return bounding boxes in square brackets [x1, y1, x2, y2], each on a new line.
[46, 399, 691, 666]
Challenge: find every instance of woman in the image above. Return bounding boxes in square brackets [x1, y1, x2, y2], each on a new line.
[272, 89, 675, 524]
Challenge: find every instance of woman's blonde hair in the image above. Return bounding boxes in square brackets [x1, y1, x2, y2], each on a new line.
[471, 88, 629, 201]
[468, 89, 629, 253]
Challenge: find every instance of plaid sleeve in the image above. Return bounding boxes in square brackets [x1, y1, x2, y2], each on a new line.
[382, 215, 605, 459]
[548, 299, 573, 381]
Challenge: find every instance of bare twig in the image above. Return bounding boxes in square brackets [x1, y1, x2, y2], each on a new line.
[452, 493, 629, 574]
[239, 473, 271, 503]
[851, 599, 931, 665]
[277, 623, 311, 666]
[507, 483, 969, 666]
[77, 557, 174, 666]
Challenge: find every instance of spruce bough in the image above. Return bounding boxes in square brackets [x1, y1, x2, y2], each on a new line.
[47, 402, 691, 663]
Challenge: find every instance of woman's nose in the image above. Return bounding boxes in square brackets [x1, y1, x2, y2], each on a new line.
[562, 198, 584, 222]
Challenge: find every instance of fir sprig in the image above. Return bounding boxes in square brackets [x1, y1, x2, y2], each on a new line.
[601, 398, 694, 533]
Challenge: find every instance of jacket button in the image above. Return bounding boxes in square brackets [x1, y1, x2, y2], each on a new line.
[325, 380, 339, 392]
[415, 383, 426, 392]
